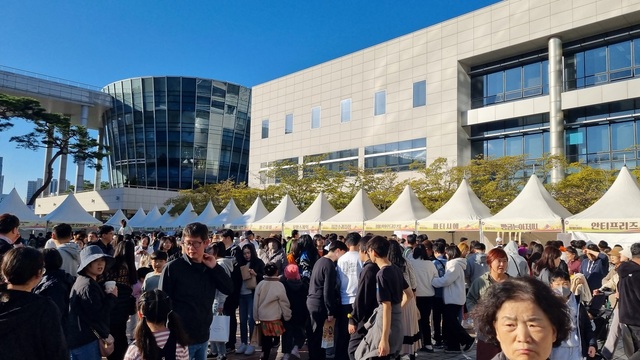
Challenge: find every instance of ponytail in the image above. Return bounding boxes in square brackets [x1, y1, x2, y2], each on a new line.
[134, 316, 160, 360]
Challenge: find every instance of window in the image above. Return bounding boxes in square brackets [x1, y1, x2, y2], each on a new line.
[364, 138, 426, 173]
[413, 81, 426, 107]
[311, 106, 321, 129]
[340, 99, 351, 122]
[285, 113, 293, 134]
[374, 90, 386, 115]
[261, 119, 269, 139]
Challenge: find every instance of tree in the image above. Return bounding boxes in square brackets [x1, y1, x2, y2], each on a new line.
[9, 102, 109, 205]
[0, 93, 45, 132]
[410, 158, 463, 211]
[547, 163, 615, 214]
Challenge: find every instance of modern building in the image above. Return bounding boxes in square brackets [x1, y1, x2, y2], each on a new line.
[26, 178, 43, 204]
[249, 0, 640, 187]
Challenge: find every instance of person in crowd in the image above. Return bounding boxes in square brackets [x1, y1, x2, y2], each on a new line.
[33, 248, 75, 334]
[265, 237, 286, 274]
[314, 234, 327, 257]
[403, 234, 417, 258]
[254, 263, 292, 360]
[143, 250, 168, 291]
[0, 213, 20, 264]
[471, 276, 571, 360]
[548, 270, 597, 360]
[103, 239, 138, 360]
[297, 234, 320, 282]
[466, 242, 488, 285]
[432, 245, 475, 353]
[596, 248, 624, 360]
[408, 243, 438, 353]
[68, 245, 118, 359]
[348, 236, 377, 360]
[0, 247, 69, 359]
[73, 231, 87, 250]
[617, 243, 640, 359]
[135, 235, 153, 269]
[527, 242, 544, 269]
[431, 241, 448, 348]
[324, 233, 338, 252]
[388, 240, 421, 358]
[355, 236, 411, 360]
[335, 232, 362, 360]
[218, 228, 244, 353]
[127, 267, 152, 343]
[503, 240, 529, 278]
[124, 289, 190, 360]
[306, 241, 348, 360]
[581, 244, 610, 292]
[532, 246, 563, 285]
[159, 222, 233, 360]
[237, 243, 265, 355]
[458, 242, 470, 258]
[466, 248, 510, 360]
[119, 219, 133, 237]
[281, 264, 309, 360]
[288, 239, 300, 265]
[565, 246, 582, 275]
[44, 223, 81, 277]
[286, 229, 300, 255]
[90, 224, 115, 256]
[208, 242, 235, 360]
[161, 236, 181, 262]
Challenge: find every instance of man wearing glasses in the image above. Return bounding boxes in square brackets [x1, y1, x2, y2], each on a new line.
[159, 222, 233, 360]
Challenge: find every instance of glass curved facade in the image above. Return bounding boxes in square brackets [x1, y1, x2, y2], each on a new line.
[102, 77, 250, 189]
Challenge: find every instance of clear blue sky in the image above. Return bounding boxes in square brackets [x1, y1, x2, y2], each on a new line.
[1, 0, 499, 201]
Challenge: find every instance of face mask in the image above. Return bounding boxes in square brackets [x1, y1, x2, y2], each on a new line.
[554, 286, 571, 298]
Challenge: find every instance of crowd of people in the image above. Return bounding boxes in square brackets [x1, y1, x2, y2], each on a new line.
[1, 211, 640, 360]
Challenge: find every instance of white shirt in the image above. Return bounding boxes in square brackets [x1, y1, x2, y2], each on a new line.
[337, 251, 362, 305]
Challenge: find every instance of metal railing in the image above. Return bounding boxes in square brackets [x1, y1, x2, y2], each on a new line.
[0, 65, 103, 91]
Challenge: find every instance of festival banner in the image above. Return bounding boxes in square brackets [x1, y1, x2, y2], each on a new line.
[564, 219, 640, 233]
[482, 219, 564, 232]
[364, 221, 417, 232]
[417, 220, 481, 232]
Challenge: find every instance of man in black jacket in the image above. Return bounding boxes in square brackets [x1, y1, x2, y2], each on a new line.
[218, 228, 245, 353]
[618, 243, 640, 359]
[159, 222, 233, 360]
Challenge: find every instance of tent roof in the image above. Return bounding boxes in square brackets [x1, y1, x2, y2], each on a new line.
[127, 208, 147, 228]
[227, 197, 270, 226]
[286, 192, 338, 225]
[137, 206, 163, 229]
[0, 188, 44, 226]
[368, 185, 430, 223]
[193, 201, 218, 225]
[206, 199, 243, 227]
[105, 209, 127, 227]
[43, 194, 101, 225]
[419, 179, 492, 222]
[154, 205, 177, 229]
[170, 203, 199, 228]
[253, 194, 302, 225]
[324, 189, 381, 224]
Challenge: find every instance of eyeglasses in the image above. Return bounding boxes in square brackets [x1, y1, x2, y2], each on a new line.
[183, 240, 204, 248]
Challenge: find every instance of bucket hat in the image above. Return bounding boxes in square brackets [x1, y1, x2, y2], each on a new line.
[77, 245, 114, 273]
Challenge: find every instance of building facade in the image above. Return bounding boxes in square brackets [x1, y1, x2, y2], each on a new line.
[249, 0, 640, 187]
[103, 77, 251, 190]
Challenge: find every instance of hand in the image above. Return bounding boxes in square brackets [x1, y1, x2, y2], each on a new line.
[593, 289, 601, 296]
[348, 324, 356, 334]
[588, 346, 596, 358]
[202, 253, 217, 269]
[249, 269, 256, 276]
[109, 286, 119, 297]
[327, 315, 334, 323]
[217, 307, 223, 314]
[378, 338, 390, 357]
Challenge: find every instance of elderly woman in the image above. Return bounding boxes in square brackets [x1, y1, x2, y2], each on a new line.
[471, 277, 572, 360]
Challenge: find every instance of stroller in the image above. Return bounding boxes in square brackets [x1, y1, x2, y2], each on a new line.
[586, 292, 617, 359]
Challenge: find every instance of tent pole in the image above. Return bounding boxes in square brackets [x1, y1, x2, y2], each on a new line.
[479, 220, 484, 245]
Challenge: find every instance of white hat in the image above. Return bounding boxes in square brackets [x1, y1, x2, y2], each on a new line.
[496, 237, 503, 244]
[621, 247, 633, 260]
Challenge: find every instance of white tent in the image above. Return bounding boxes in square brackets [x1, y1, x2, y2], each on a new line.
[418, 178, 492, 232]
[137, 206, 163, 230]
[227, 197, 270, 231]
[193, 201, 218, 225]
[105, 209, 127, 227]
[154, 205, 177, 230]
[483, 175, 572, 233]
[0, 188, 45, 228]
[44, 194, 101, 226]
[127, 208, 148, 229]
[566, 166, 640, 233]
[285, 192, 338, 233]
[322, 189, 381, 233]
[365, 185, 430, 232]
[252, 194, 301, 232]
[170, 203, 199, 229]
[206, 199, 243, 228]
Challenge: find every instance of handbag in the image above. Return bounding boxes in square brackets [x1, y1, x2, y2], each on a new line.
[321, 318, 335, 349]
[92, 329, 114, 357]
[241, 265, 257, 289]
[209, 314, 230, 342]
[251, 323, 262, 346]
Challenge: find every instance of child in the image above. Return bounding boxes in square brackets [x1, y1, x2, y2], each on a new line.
[254, 263, 292, 360]
[123, 289, 190, 360]
[281, 264, 309, 360]
[142, 251, 167, 291]
[207, 242, 234, 360]
[127, 267, 153, 342]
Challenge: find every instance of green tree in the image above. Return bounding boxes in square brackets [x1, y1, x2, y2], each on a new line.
[410, 157, 463, 211]
[65, 180, 95, 193]
[547, 163, 615, 214]
[0, 93, 45, 132]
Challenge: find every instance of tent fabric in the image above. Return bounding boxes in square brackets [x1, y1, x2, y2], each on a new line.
[285, 192, 338, 233]
[482, 175, 572, 233]
[127, 208, 147, 228]
[206, 199, 243, 228]
[137, 206, 163, 230]
[228, 197, 270, 231]
[418, 179, 492, 231]
[0, 188, 45, 228]
[193, 201, 218, 225]
[366, 185, 430, 232]
[154, 205, 177, 230]
[43, 194, 101, 226]
[252, 195, 301, 232]
[105, 209, 127, 227]
[169, 203, 199, 229]
[566, 166, 640, 232]
[322, 189, 381, 232]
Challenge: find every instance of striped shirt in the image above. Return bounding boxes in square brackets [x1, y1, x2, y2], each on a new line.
[124, 329, 189, 360]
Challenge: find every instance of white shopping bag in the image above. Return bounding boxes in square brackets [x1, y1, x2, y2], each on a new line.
[209, 314, 230, 342]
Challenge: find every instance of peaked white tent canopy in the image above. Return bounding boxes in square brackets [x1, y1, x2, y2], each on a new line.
[252, 194, 301, 232]
[44, 194, 101, 226]
[206, 199, 243, 228]
[154, 205, 177, 230]
[127, 208, 148, 228]
[228, 197, 270, 231]
[322, 189, 381, 233]
[285, 192, 338, 233]
[194, 201, 218, 225]
[366, 185, 430, 232]
[137, 206, 163, 230]
[105, 209, 127, 227]
[169, 203, 199, 229]
[566, 166, 640, 233]
[0, 189, 45, 228]
[418, 179, 492, 232]
[483, 175, 572, 233]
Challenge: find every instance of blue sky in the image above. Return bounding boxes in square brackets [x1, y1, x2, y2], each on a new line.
[1, 0, 498, 200]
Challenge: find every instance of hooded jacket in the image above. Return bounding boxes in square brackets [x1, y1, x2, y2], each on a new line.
[0, 289, 69, 360]
[45, 241, 81, 277]
[431, 257, 467, 305]
[504, 241, 529, 277]
[67, 274, 116, 349]
[465, 251, 488, 284]
[618, 260, 640, 326]
[33, 269, 75, 332]
[281, 277, 309, 326]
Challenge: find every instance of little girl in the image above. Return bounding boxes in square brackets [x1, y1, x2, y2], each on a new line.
[253, 263, 292, 360]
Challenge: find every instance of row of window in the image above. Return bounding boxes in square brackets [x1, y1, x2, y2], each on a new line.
[260, 81, 427, 139]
